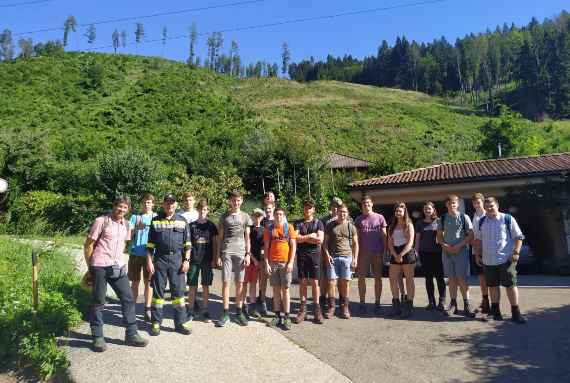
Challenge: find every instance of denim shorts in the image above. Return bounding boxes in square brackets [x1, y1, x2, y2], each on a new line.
[328, 256, 352, 280]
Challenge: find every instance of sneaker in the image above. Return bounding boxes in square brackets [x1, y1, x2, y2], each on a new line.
[125, 333, 149, 347]
[235, 312, 249, 326]
[282, 316, 292, 330]
[425, 302, 436, 310]
[187, 312, 195, 322]
[267, 316, 281, 327]
[437, 301, 445, 312]
[248, 306, 261, 319]
[313, 306, 324, 324]
[175, 321, 192, 335]
[444, 302, 457, 317]
[216, 313, 230, 328]
[358, 303, 367, 316]
[492, 311, 504, 321]
[92, 337, 108, 352]
[144, 308, 151, 323]
[202, 311, 212, 323]
[511, 313, 526, 324]
[150, 323, 161, 336]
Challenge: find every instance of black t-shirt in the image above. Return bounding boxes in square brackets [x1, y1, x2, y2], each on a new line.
[294, 218, 325, 257]
[250, 225, 265, 261]
[415, 219, 441, 253]
[189, 220, 218, 264]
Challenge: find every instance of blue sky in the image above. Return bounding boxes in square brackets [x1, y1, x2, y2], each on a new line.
[2, 0, 568, 67]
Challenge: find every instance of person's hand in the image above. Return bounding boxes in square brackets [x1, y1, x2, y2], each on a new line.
[447, 245, 458, 254]
[327, 255, 334, 266]
[244, 254, 251, 267]
[286, 262, 293, 273]
[181, 260, 189, 273]
[252, 257, 259, 267]
[216, 257, 222, 269]
[265, 262, 272, 275]
[351, 258, 357, 271]
[510, 252, 520, 262]
[136, 221, 146, 230]
[146, 260, 154, 275]
[396, 255, 403, 264]
[475, 254, 483, 266]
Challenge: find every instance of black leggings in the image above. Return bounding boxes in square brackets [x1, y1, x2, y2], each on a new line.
[420, 251, 446, 302]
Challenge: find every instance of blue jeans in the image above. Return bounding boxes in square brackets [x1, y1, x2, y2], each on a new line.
[328, 256, 352, 280]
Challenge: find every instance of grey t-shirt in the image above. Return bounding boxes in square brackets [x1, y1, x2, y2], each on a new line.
[219, 211, 253, 255]
[437, 213, 473, 257]
[415, 219, 441, 253]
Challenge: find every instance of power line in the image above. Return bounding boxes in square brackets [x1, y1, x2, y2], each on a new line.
[0, 0, 52, 8]
[85, 0, 446, 52]
[13, 0, 268, 36]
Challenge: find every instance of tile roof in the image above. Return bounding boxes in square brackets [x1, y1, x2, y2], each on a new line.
[350, 153, 570, 188]
[328, 153, 372, 169]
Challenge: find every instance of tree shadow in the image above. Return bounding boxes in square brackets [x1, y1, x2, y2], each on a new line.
[442, 304, 570, 382]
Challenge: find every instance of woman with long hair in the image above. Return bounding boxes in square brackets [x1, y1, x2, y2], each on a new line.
[387, 202, 416, 318]
[414, 202, 445, 311]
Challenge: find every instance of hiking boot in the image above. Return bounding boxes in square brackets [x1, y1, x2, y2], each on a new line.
[92, 337, 107, 352]
[437, 298, 445, 312]
[444, 301, 457, 317]
[374, 304, 382, 316]
[125, 333, 149, 347]
[480, 297, 490, 315]
[175, 321, 192, 335]
[294, 303, 306, 324]
[463, 301, 476, 318]
[282, 316, 292, 331]
[339, 301, 351, 319]
[202, 311, 212, 323]
[150, 323, 161, 336]
[425, 299, 436, 310]
[489, 303, 503, 320]
[258, 299, 269, 317]
[319, 295, 326, 310]
[235, 312, 249, 326]
[358, 302, 367, 316]
[511, 306, 526, 324]
[313, 306, 324, 324]
[216, 312, 230, 328]
[324, 298, 335, 319]
[144, 308, 151, 323]
[388, 299, 401, 317]
[186, 311, 195, 323]
[248, 303, 261, 319]
[400, 300, 412, 319]
[267, 315, 281, 328]
[193, 300, 200, 313]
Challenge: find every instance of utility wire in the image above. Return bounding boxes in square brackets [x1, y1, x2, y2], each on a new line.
[0, 0, 52, 8]
[85, 0, 446, 52]
[13, 0, 268, 36]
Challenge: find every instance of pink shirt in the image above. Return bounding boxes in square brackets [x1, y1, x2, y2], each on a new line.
[88, 215, 131, 267]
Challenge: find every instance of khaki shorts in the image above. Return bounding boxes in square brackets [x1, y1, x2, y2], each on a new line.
[127, 254, 150, 282]
[269, 262, 292, 287]
[355, 249, 383, 278]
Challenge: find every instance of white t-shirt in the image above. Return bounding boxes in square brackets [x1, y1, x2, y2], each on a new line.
[181, 210, 199, 224]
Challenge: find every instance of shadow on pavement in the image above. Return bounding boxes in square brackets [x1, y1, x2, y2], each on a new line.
[444, 304, 570, 383]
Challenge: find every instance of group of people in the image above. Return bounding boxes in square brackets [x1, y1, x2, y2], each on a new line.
[83, 190, 527, 352]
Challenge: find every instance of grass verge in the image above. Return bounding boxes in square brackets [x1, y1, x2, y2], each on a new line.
[0, 239, 89, 380]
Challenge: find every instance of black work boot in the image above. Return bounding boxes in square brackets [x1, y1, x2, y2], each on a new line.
[463, 299, 476, 318]
[389, 298, 401, 317]
[480, 295, 490, 315]
[491, 303, 503, 321]
[511, 305, 526, 324]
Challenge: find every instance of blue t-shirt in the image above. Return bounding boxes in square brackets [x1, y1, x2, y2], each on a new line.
[130, 212, 156, 256]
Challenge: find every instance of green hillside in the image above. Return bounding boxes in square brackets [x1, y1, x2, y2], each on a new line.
[0, 52, 568, 233]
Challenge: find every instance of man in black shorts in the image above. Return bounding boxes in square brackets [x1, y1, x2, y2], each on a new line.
[294, 200, 325, 324]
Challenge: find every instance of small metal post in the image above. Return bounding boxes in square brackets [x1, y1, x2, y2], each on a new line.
[32, 250, 39, 312]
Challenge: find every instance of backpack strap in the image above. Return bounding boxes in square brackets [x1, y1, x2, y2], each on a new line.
[478, 214, 512, 239]
[441, 213, 447, 232]
[347, 222, 353, 249]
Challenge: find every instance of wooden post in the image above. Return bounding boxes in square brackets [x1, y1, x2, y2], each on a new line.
[262, 176, 266, 194]
[32, 250, 39, 312]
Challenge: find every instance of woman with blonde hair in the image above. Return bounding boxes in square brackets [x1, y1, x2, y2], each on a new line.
[388, 202, 416, 318]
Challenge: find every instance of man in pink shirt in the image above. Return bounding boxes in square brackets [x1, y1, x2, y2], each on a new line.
[84, 197, 148, 352]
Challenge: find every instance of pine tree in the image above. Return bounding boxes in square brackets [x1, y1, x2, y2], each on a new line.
[63, 15, 77, 48]
[281, 41, 291, 75]
[188, 22, 198, 66]
[18, 37, 33, 59]
[112, 29, 120, 53]
[135, 22, 145, 52]
[0, 29, 14, 61]
[85, 24, 96, 45]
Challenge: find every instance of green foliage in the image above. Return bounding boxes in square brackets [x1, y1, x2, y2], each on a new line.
[0, 240, 88, 380]
[479, 106, 545, 157]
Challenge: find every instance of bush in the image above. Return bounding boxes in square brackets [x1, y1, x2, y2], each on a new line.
[0, 240, 88, 380]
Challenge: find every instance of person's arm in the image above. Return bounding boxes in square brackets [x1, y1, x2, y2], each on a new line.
[511, 239, 523, 262]
[351, 229, 359, 269]
[146, 220, 156, 274]
[84, 238, 95, 266]
[473, 239, 483, 265]
[414, 225, 421, 254]
[287, 234, 296, 273]
[244, 225, 251, 267]
[323, 231, 333, 265]
[263, 227, 272, 274]
[181, 223, 191, 273]
[381, 226, 387, 251]
[215, 220, 224, 268]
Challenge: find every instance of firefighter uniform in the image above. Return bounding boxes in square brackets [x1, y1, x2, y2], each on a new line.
[147, 211, 191, 332]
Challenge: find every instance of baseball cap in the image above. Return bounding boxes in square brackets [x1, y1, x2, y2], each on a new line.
[163, 194, 177, 203]
[330, 197, 343, 207]
[252, 208, 265, 217]
[303, 199, 316, 207]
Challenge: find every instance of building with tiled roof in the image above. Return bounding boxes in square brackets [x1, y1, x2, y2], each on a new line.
[328, 153, 371, 171]
[349, 153, 570, 274]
